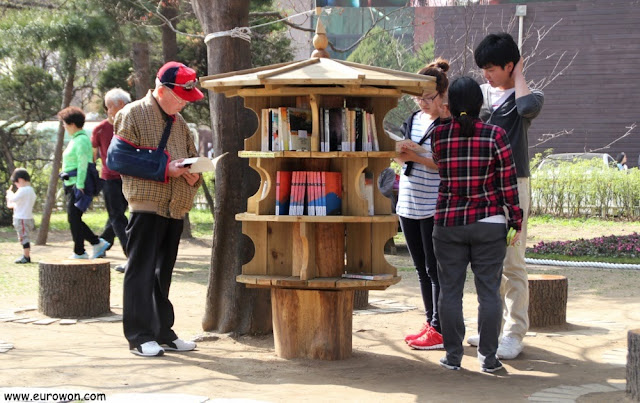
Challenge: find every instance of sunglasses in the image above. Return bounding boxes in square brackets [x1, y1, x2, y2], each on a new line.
[162, 80, 198, 90]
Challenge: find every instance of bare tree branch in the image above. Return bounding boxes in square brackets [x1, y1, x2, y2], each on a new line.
[589, 123, 637, 153]
[529, 129, 574, 148]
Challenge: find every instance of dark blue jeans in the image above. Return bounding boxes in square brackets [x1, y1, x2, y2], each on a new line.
[100, 179, 129, 255]
[399, 215, 440, 333]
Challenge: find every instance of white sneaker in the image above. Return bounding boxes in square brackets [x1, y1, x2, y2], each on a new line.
[161, 338, 196, 352]
[467, 334, 479, 347]
[91, 238, 111, 259]
[497, 335, 523, 359]
[131, 341, 164, 357]
[69, 252, 89, 259]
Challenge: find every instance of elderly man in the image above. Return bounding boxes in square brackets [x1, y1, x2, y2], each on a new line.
[114, 62, 204, 357]
[91, 88, 131, 271]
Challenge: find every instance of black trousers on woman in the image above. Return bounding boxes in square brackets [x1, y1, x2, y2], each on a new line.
[123, 212, 182, 349]
[65, 186, 99, 255]
[399, 215, 441, 333]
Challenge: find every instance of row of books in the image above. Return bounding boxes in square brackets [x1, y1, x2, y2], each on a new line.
[276, 171, 342, 216]
[260, 107, 380, 152]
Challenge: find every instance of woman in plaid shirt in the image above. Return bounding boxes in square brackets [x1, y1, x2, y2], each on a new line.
[430, 76, 522, 373]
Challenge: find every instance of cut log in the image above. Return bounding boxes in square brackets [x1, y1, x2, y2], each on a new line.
[628, 328, 640, 401]
[38, 259, 111, 318]
[528, 274, 568, 327]
[271, 288, 353, 360]
[353, 289, 369, 310]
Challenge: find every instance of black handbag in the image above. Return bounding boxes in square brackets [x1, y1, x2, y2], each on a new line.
[106, 118, 173, 183]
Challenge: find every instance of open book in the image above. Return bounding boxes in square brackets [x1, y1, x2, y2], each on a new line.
[178, 152, 228, 173]
[395, 139, 429, 154]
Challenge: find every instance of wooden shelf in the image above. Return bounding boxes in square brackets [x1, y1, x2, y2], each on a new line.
[238, 150, 396, 159]
[236, 213, 398, 223]
[237, 274, 401, 291]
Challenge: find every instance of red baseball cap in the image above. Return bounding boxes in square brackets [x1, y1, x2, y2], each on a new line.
[157, 61, 204, 102]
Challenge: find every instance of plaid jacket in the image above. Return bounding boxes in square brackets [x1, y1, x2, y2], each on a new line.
[431, 118, 522, 231]
[114, 91, 201, 219]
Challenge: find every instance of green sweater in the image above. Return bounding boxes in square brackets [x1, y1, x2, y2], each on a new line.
[61, 129, 93, 189]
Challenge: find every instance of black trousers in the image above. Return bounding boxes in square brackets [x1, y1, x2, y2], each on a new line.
[65, 186, 99, 255]
[399, 215, 440, 333]
[123, 212, 183, 349]
[99, 179, 129, 255]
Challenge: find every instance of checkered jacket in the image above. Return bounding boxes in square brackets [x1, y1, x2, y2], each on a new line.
[114, 91, 201, 219]
[431, 118, 522, 231]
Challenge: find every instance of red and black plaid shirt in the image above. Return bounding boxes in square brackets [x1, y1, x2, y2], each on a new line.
[431, 118, 522, 231]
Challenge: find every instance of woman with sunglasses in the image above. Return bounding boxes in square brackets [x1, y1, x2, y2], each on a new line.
[396, 58, 450, 350]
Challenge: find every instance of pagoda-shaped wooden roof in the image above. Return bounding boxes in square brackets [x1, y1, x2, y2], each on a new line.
[199, 57, 436, 98]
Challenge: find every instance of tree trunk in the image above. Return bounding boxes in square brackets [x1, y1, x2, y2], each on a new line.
[628, 328, 640, 401]
[528, 274, 568, 327]
[201, 178, 215, 216]
[131, 42, 151, 100]
[181, 213, 192, 239]
[36, 60, 76, 246]
[353, 290, 369, 310]
[161, 3, 179, 62]
[193, 0, 271, 335]
[38, 259, 111, 318]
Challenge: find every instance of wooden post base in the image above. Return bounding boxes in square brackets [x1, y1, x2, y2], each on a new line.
[38, 259, 111, 318]
[628, 328, 640, 401]
[271, 288, 353, 360]
[528, 274, 568, 327]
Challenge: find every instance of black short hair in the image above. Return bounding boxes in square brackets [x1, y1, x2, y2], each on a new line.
[474, 32, 520, 69]
[11, 168, 31, 183]
[57, 106, 85, 128]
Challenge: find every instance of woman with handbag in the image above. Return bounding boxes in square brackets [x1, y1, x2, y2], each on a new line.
[59, 106, 110, 259]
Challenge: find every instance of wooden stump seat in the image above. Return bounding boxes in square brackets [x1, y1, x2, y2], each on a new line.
[628, 329, 640, 401]
[38, 259, 111, 318]
[528, 274, 568, 327]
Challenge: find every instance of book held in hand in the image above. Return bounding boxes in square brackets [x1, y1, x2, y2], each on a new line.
[395, 139, 429, 154]
[179, 152, 228, 173]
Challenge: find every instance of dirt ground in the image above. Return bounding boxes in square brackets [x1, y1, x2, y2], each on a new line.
[0, 229, 638, 402]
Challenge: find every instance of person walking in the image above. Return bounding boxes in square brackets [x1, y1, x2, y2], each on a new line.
[91, 88, 132, 272]
[6, 168, 37, 264]
[114, 61, 204, 357]
[431, 76, 523, 373]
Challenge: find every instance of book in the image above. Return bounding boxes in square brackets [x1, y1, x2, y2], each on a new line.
[288, 108, 313, 151]
[395, 139, 429, 154]
[279, 107, 290, 151]
[370, 113, 380, 152]
[323, 171, 342, 216]
[180, 153, 228, 173]
[275, 171, 292, 216]
[341, 273, 393, 280]
[261, 109, 270, 152]
[328, 108, 342, 151]
[271, 108, 281, 151]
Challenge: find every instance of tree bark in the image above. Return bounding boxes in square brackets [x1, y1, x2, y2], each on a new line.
[36, 58, 76, 246]
[353, 290, 369, 310]
[131, 41, 151, 100]
[161, 3, 179, 62]
[628, 328, 640, 401]
[528, 274, 568, 327]
[38, 260, 111, 318]
[193, 0, 271, 335]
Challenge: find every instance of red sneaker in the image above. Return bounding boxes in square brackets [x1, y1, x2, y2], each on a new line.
[408, 327, 444, 350]
[404, 323, 431, 344]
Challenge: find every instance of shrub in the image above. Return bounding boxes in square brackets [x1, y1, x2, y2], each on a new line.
[527, 233, 640, 259]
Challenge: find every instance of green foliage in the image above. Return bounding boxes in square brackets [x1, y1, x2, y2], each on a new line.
[531, 160, 640, 218]
[0, 65, 61, 121]
[97, 60, 134, 96]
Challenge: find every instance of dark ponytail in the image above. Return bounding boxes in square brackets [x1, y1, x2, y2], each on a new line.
[447, 76, 483, 137]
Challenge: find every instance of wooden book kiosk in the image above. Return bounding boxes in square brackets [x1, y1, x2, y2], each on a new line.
[200, 16, 435, 360]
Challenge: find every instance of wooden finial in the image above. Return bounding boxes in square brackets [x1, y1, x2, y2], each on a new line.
[311, 12, 330, 59]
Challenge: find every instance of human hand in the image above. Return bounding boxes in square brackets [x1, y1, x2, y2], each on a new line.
[182, 172, 200, 186]
[507, 227, 522, 247]
[398, 146, 419, 162]
[513, 57, 524, 78]
[168, 159, 191, 178]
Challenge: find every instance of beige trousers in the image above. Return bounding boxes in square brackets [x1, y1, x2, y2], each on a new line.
[501, 177, 530, 341]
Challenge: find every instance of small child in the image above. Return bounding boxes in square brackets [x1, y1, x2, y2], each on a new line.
[6, 168, 37, 264]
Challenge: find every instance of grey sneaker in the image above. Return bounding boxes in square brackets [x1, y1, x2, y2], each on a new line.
[131, 341, 164, 357]
[439, 357, 461, 371]
[15, 256, 31, 264]
[482, 360, 504, 373]
[91, 238, 111, 259]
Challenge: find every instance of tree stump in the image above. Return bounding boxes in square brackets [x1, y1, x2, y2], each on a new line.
[271, 288, 353, 360]
[628, 329, 640, 401]
[353, 289, 369, 310]
[528, 274, 568, 327]
[39, 260, 111, 318]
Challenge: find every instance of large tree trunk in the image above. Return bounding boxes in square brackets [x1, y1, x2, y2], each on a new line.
[161, 3, 179, 62]
[193, 0, 271, 334]
[131, 42, 151, 100]
[628, 328, 640, 401]
[36, 59, 76, 246]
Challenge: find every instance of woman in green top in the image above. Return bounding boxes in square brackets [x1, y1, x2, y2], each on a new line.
[58, 106, 110, 259]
